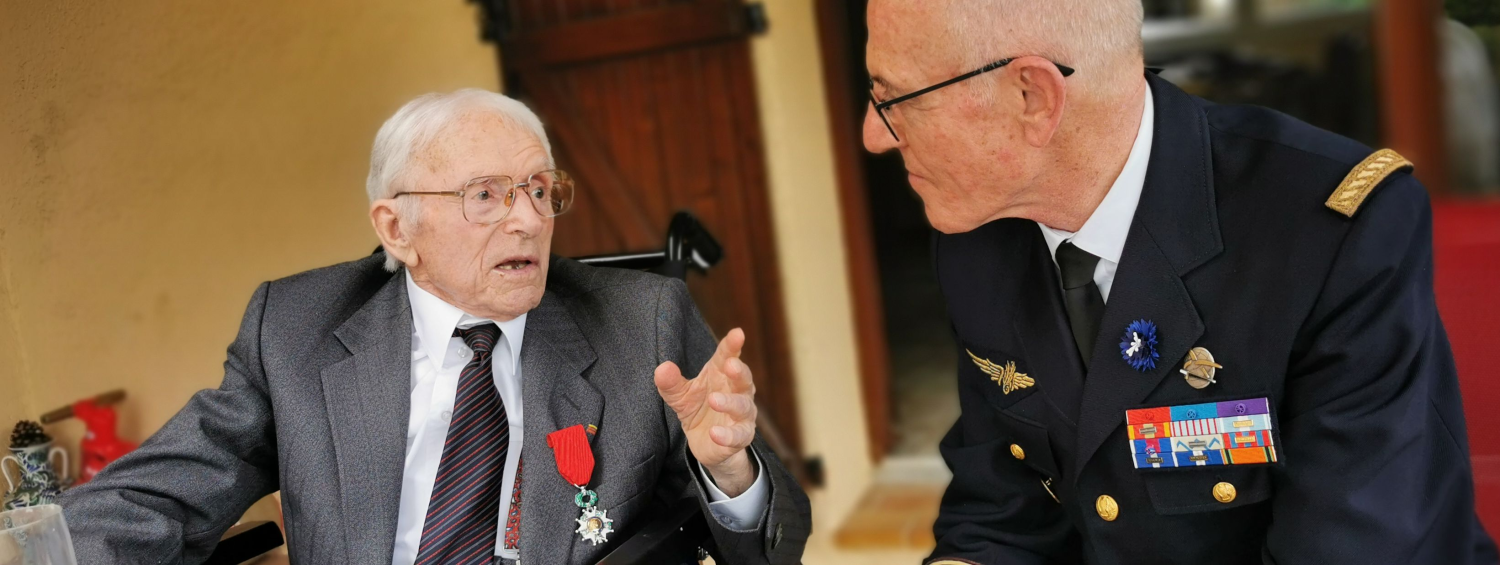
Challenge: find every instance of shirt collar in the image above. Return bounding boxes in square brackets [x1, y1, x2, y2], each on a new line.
[1038, 85, 1155, 264]
[405, 270, 527, 371]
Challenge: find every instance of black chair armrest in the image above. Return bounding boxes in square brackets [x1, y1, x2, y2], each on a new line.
[204, 521, 284, 565]
[597, 496, 714, 565]
[575, 211, 722, 280]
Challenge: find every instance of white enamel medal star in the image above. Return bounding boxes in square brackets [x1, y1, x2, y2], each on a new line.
[967, 350, 1034, 394]
[575, 506, 614, 545]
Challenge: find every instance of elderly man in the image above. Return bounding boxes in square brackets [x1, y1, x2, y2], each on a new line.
[60, 89, 810, 564]
[863, 1, 1497, 564]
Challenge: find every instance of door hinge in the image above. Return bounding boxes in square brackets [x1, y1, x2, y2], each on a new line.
[469, 0, 512, 43]
[744, 2, 769, 35]
[803, 455, 825, 488]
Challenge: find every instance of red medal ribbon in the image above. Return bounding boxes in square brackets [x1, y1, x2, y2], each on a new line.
[546, 424, 595, 487]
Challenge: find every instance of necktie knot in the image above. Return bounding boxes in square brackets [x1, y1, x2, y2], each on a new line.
[455, 323, 501, 354]
[1054, 239, 1106, 370]
[1056, 241, 1102, 290]
[422, 321, 508, 563]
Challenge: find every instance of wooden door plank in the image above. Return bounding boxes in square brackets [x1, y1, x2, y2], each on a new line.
[621, 57, 670, 224]
[523, 75, 660, 250]
[506, 1, 757, 69]
[497, 0, 804, 454]
[604, 59, 671, 224]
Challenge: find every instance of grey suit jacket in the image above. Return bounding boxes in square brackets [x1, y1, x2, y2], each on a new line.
[61, 254, 811, 564]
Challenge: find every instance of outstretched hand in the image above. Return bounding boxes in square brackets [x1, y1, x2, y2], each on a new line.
[654, 328, 759, 497]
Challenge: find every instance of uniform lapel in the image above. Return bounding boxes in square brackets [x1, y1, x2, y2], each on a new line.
[322, 272, 412, 564]
[517, 291, 601, 565]
[1073, 73, 1224, 473]
[1012, 227, 1086, 428]
[941, 221, 1084, 428]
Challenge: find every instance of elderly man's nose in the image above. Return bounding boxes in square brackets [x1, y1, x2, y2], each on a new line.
[863, 104, 898, 153]
[501, 191, 546, 234]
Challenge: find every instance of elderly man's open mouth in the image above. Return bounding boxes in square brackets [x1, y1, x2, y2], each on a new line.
[494, 255, 538, 273]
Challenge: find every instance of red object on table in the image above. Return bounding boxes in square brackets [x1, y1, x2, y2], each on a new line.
[1432, 199, 1500, 540]
[72, 400, 137, 484]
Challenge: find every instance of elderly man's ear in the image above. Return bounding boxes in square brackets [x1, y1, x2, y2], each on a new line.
[1010, 56, 1068, 148]
[371, 199, 421, 268]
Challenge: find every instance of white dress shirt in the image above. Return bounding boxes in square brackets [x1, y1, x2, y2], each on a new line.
[392, 272, 768, 564]
[1037, 85, 1155, 303]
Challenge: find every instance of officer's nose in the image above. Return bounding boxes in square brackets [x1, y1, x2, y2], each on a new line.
[863, 102, 900, 154]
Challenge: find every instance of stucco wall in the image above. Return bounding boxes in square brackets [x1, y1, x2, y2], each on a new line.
[0, 0, 500, 451]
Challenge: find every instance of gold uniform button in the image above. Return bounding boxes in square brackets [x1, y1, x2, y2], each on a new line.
[1213, 482, 1237, 503]
[1095, 495, 1119, 521]
[1010, 444, 1025, 460]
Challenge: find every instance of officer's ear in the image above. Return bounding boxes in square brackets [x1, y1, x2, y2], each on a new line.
[1012, 57, 1068, 148]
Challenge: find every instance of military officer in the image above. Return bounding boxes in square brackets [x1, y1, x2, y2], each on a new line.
[862, 0, 1499, 563]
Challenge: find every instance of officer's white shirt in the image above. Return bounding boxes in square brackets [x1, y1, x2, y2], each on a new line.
[1037, 86, 1155, 303]
[392, 272, 769, 564]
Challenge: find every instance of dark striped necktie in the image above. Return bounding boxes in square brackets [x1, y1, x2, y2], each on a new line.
[415, 323, 508, 565]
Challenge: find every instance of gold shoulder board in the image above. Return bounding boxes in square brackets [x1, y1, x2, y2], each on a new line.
[1325, 148, 1414, 217]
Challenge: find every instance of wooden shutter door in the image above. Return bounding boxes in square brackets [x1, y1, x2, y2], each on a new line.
[486, 0, 804, 457]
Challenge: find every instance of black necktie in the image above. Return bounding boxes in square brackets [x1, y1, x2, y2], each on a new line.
[415, 323, 508, 565]
[1057, 241, 1105, 370]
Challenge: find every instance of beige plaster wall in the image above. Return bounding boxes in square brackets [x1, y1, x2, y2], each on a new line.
[0, 0, 500, 454]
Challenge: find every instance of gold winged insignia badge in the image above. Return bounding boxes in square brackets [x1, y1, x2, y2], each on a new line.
[967, 350, 1034, 394]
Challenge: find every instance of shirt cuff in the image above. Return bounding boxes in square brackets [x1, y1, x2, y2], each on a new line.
[695, 449, 770, 531]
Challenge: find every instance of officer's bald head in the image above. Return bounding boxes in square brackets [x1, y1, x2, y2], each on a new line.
[864, 0, 1151, 234]
[950, 0, 1142, 98]
[868, 0, 1144, 101]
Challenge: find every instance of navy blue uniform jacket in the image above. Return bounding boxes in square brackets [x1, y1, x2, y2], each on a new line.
[928, 72, 1499, 564]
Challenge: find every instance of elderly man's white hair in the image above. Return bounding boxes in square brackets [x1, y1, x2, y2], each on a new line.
[366, 88, 555, 271]
[945, 0, 1144, 100]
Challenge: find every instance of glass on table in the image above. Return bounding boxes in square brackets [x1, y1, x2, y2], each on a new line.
[0, 505, 76, 565]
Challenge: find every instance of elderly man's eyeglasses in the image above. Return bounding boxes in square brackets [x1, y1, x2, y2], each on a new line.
[394, 169, 576, 225]
[869, 57, 1076, 142]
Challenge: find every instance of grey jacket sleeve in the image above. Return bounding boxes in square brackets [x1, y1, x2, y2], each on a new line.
[61, 283, 279, 564]
[653, 278, 811, 565]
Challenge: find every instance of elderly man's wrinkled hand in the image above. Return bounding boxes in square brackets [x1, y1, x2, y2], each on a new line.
[653, 328, 759, 497]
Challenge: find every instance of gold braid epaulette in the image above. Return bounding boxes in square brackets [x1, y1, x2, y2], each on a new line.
[1325, 148, 1414, 217]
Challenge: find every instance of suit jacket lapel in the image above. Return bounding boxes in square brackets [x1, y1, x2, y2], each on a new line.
[517, 291, 601, 565]
[1074, 73, 1223, 473]
[322, 271, 412, 564]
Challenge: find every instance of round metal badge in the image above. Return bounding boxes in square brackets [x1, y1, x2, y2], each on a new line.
[1180, 347, 1223, 389]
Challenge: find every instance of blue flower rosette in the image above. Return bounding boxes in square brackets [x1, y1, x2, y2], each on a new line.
[1119, 319, 1160, 372]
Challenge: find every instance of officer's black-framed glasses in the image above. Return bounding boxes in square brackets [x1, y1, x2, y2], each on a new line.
[869, 57, 1076, 142]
